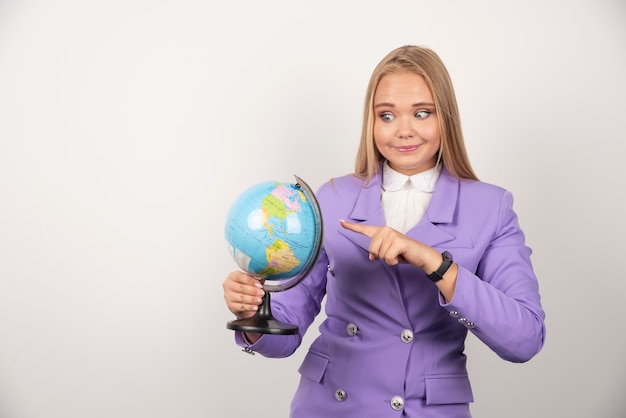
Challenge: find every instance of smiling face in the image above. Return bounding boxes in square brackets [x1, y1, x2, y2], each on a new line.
[373, 71, 441, 176]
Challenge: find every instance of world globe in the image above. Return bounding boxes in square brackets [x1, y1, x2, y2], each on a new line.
[224, 176, 323, 334]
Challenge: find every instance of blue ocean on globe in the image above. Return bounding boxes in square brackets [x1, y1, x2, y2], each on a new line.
[224, 181, 322, 280]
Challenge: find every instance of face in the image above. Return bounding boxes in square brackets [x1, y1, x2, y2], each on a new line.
[373, 71, 440, 176]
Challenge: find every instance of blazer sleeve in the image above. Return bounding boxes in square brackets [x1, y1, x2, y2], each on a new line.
[441, 190, 546, 363]
[234, 248, 329, 358]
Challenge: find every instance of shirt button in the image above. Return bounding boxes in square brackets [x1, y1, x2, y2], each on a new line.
[449, 310, 459, 317]
[458, 317, 468, 325]
[335, 388, 347, 402]
[466, 321, 476, 329]
[390, 395, 404, 410]
[400, 329, 413, 343]
[346, 323, 358, 336]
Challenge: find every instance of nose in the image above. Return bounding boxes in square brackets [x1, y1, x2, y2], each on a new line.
[397, 116, 415, 139]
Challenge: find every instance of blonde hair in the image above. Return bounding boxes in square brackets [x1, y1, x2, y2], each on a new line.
[354, 45, 478, 181]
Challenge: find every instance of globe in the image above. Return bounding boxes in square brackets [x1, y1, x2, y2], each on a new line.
[224, 175, 323, 334]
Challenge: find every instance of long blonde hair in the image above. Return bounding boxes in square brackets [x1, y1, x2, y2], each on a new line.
[354, 45, 478, 182]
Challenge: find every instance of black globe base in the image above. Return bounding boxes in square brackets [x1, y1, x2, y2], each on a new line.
[226, 292, 298, 335]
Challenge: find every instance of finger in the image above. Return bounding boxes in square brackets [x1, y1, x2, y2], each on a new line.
[229, 271, 263, 287]
[225, 287, 264, 305]
[379, 237, 416, 266]
[381, 246, 401, 265]
[339, 219, 379, 238]
[227, 299, 258, 313]
[224, 289, 264, 317]
[225, 272, 264, 292]
[369, 228, 406, 265]
[223, 271, 265, 317]
[224, 279, 265, 300]
[379, 236, 401, 265]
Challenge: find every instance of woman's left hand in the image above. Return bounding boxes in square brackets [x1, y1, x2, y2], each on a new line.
[340, 219, 458, 302]
[339, 219, 436, 268]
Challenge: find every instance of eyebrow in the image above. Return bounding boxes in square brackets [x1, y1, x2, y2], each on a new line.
[374, 101, 435, 109]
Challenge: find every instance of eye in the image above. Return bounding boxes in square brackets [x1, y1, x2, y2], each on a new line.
[415, 110, 431, 119]
[380, 113, 394, 122]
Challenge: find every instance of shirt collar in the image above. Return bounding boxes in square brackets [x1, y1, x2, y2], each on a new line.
[382, 161, 442, 192]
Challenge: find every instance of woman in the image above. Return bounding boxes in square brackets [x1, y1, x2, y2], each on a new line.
[223, 45, 546, 417]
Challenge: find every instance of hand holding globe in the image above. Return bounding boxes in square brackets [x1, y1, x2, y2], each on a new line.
[224, 176, 323, 335]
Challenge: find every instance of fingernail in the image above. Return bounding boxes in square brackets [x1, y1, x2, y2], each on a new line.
[254, 282, 263, 289]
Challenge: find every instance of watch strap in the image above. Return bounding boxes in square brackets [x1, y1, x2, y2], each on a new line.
[427, 251, 453, 282]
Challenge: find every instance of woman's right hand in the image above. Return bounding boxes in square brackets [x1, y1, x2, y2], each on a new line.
[223, 271, 265, 320]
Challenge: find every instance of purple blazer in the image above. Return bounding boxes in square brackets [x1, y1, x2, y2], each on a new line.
[236, 167, 546, 417]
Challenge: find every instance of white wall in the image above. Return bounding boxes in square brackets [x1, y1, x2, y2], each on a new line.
[0, 1, 625, 417]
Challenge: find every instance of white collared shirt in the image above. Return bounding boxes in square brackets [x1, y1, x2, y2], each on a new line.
[381, 162, 442, 233]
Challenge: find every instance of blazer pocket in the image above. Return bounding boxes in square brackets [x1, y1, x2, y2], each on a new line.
[298, 350, 329, 383]
[424, 374, 474, 405]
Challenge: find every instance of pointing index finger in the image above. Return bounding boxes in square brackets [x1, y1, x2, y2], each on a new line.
[340, 219, 375, 238]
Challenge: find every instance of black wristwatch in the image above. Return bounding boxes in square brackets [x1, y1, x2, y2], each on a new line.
[427, 251, 453, 282]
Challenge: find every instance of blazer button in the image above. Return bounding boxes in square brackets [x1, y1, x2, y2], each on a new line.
[449, 310, 459, 317]
[458, 317, 468, 325]
[400, 329, 413, 343]
[335, 388, 347, 402]
[346, 322, 358, 336]
[390, 395, 404, 411]
[466, 321, 476, 329]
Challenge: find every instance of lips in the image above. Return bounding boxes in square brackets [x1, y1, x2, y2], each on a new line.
[395, 145, 419, 152]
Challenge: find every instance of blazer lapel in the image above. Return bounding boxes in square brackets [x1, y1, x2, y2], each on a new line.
[425, 166, 458, 225]
[407, 167, 460, 248]
[337, 167, 462, 251]
[338, 173, 385, 252]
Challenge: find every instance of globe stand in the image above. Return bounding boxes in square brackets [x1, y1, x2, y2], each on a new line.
[226, 292, 298, 335]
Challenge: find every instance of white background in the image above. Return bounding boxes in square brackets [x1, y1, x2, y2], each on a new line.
[1, 1, 625, 417]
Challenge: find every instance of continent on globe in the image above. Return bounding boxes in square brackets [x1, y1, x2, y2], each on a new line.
[258, 239, 300, 277]
[261, 185, 305, 237]
[224, 178, 322, 281]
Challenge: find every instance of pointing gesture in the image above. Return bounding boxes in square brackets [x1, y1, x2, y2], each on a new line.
[340, 219, 432, 268]
[339, 219, 458, 301]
